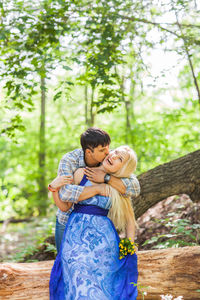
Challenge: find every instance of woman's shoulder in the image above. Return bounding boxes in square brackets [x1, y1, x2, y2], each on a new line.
[74, 168, 85, 185]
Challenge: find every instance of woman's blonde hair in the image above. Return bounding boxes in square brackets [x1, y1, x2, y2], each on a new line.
[106, 146, 138, 232]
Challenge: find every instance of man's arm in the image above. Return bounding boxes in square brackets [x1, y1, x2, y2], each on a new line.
[120, 175, 140, 197]
[50, 169, 104, 205]
[58, 152, 85, 202]
[84, 167, 140, 197]
[52, 183, 104, 205]
[58, 154, 104, 203]
[106, 175, 126, 194]
[59, 184, 85, 202]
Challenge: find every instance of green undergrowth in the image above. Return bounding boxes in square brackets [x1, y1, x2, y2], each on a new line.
[0, 213, 56, 262]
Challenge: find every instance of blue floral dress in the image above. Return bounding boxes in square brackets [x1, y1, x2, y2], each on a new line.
[50, 176, 138, 299]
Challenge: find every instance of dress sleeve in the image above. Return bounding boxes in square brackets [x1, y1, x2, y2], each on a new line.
[121, 175, 140, 197]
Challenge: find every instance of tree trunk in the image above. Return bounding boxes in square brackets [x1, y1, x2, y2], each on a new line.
[89, 85, 95, 127]
[84, 85, 95, 127]
[128, 66, 136, 146]
[38, 75, 47, 215]
[84, 85, 89, 126]
[0, 246, 199, 299]
[134, 149, 200, 219]
[124, 96, 134, 145]
[175, 13, 200, 106]
[115, 66, 134, 145]
[122, 77, 133, 145]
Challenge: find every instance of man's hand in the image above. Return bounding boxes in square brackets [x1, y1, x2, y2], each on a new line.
[84, 167, 106, 183]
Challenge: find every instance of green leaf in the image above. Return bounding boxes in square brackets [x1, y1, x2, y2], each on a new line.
[53, 91, 62, 101]
[63, 66, 72, 71]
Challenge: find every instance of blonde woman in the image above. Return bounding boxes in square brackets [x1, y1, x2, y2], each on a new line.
[49, 146, 139, 300]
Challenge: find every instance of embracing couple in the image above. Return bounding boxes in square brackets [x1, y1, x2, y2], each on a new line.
[48, 127, 140, 300]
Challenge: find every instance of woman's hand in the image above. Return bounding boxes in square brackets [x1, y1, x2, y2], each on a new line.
[49, 175, 73, 190]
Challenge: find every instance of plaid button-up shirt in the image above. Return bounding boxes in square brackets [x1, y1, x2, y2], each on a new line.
[56, 148, 140, 225]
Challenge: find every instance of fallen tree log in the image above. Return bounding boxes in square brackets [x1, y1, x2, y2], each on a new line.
[137, 246, 200, 300]
[134, 149, 200, 218]
[0, 246, 199, 300]
[0, 217, 33, 224]
[0, 260, 54, 300]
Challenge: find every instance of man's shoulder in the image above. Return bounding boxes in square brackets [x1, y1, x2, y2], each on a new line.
[122, 173, 140, 184]
[61, 148, 83, 161]
[58, 148, 84, 174]
[130, 173, 137, 178]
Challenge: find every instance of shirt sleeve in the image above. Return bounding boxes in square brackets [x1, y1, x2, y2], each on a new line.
[58, 154, 84, 203]
[59, 184, 84, 203]
[121, 175, 140, 197]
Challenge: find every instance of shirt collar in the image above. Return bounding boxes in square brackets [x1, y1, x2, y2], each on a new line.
[78, 149, 86, 167]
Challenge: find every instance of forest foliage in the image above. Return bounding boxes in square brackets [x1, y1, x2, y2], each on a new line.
[0, 0, 200, 219]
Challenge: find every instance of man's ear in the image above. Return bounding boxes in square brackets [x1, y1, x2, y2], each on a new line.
[85, 148, 92, 155]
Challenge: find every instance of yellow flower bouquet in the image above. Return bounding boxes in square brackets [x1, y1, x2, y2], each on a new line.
[119, 238, 138, 259]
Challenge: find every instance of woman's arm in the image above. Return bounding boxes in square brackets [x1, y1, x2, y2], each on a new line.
[125, 217, 136, 242]
[52, 191, 73, 212]
[84, 168, 126, 194]
[49, 169, 107, 207]
[77, 184, 104, 201]
[49, 175, 73, 211]
[49, 175, 73, 190]
[83, 168, 140, 196]
[74, 168, 108, 202]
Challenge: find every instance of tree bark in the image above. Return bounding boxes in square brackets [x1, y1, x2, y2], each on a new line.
[133, 149, 200, 219]
[175, 13, 200, 106]
[84, 85, 95, 127]
[0, 218, 32, 233]
[115, 65, 134, 145]
[38, 75, 47, 215]
[84, 85, 89, 126]
[89, 85, 95, 127]
[0, 260, 53, 300]
[137, 246, 200, 300]
[0, 246, 199, 299]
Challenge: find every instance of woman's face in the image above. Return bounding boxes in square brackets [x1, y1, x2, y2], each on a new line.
[102, 147, 129, 174]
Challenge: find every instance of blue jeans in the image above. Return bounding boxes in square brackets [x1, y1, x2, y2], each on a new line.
[55, 217, 66, 253]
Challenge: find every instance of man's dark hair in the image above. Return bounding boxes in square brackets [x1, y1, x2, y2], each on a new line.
[80, 127, 111, 152]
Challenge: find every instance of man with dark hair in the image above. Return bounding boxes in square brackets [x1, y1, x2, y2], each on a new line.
[49, 127, 140, 252]
[80, 128, 111, 167]
[80, 127, 111, 152]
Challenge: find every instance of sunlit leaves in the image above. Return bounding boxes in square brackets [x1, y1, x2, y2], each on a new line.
[1, 115, 25, 136]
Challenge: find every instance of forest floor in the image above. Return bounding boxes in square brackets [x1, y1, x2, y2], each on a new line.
[0, 194, 199, 262]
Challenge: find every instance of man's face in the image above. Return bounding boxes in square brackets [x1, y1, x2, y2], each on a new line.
[89, 144, 110, 164]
